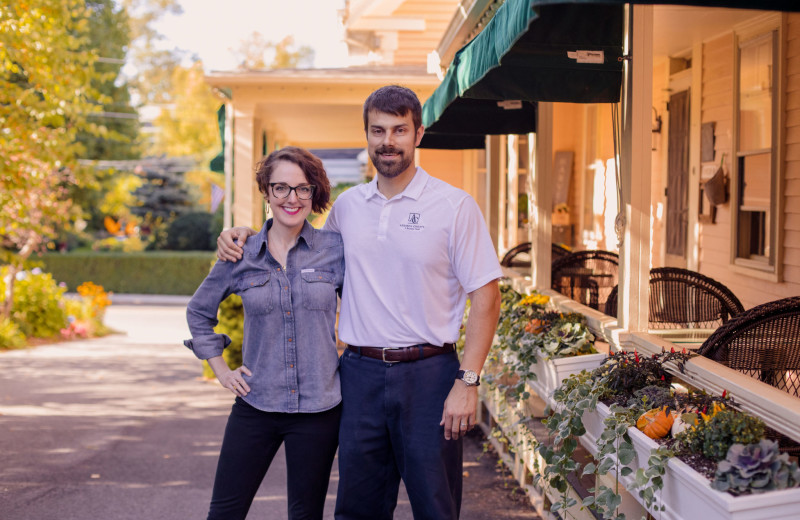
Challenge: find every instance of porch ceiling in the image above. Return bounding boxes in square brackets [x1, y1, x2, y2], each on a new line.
[206, 66, 440, 149]
[653, 6, 761, 58]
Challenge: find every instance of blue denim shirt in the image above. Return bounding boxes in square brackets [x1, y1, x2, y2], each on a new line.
[184, 220, 345, 413]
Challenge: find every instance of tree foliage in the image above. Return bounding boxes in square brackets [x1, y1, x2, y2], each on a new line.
[122, 0, 183, 105]
[0, 0, 105, 316]
[150, 61, 221, 160]
[232, 33, 314, 70]
[77, 0, 141, 160]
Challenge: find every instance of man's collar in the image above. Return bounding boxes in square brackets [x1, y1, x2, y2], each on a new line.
[364, 167, 428, 201]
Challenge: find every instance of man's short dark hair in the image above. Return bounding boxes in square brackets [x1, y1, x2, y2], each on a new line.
[363, 85, 422, 131]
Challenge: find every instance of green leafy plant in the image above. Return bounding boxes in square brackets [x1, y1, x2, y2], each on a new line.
[0, 267, 67, 339]
[712, 439, 800, 495]
[676, 409, 766, 461]
[0, 317, 26, 349]
[202, 294, 243, 379]
[540, 349, 693, 519]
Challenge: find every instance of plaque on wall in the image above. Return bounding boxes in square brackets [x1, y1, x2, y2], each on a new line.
[553, 151, 573, 205]
[701, 122, 715, 162]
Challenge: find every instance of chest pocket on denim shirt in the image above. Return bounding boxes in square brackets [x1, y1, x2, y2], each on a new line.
[238, 272, 273, 314]
[301, 270, 336, 311]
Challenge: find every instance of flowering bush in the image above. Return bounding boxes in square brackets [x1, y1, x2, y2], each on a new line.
[61, 282, 112, 339]
[1, 266, 67, 339]
[76, 281, 112, 317]
[0, 317, 26, 349]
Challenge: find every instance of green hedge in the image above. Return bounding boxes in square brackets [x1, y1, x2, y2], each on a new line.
[39, 251, 216, 295]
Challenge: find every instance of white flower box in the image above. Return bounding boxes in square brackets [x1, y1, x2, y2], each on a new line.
[580, 402, 800, 520]
[527, 351, 606, 408]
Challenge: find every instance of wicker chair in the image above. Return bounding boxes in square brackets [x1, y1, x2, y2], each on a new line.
[697, 296, 800, 397]
[500, 242, 571, 268]
[551, 250, 619, 311]
[603, 267, 744, 327]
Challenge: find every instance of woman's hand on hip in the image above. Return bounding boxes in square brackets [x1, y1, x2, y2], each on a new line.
[218, 365, 252, 396]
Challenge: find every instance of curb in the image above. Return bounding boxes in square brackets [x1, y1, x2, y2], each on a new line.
[66, 292, 192, 306]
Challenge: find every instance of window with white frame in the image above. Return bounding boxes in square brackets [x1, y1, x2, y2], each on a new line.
[734, 29, 778, 270]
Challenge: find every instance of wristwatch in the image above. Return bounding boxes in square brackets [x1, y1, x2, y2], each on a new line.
[456, 369, 481, 386]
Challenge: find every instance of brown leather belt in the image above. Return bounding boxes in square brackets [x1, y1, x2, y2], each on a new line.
[347, 343, 456, 363]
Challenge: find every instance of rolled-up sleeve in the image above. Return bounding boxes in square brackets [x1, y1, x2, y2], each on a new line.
[184, 260, 235, 360]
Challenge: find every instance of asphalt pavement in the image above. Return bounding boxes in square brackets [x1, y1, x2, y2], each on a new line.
[0, 301, 539, 520]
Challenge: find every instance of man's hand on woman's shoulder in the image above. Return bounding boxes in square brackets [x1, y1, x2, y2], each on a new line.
[217, 226, 258, 262]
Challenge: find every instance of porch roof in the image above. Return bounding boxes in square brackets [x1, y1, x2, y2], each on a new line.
[421, 0, 800, 147]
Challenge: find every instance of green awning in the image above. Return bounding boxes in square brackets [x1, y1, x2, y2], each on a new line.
[422, 0, 624, 136]
[421, 0, 800, 149]
[419, 98, 537, 149]
[209, 104, 225, 173]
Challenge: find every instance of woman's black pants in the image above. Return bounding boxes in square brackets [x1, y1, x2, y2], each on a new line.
[207, 397, 341, 520]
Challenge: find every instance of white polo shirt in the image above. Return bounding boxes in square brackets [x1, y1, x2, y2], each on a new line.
[325, 167, 503, 348]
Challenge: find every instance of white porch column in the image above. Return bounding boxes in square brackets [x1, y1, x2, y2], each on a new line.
[486, 135, 503, 250]
[532, 103, 554, 290]
[232, 104, 259, 228]
[507, 135, 520, 249]
[223, 101, 234, 230]
[618, 5, 653, 332]
[687, 41, 704, 271]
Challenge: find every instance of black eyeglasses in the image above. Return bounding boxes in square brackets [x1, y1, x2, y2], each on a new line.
[269, 183, 316, 200]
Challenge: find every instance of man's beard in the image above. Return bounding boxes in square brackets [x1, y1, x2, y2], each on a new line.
[370, 146, 413, 179]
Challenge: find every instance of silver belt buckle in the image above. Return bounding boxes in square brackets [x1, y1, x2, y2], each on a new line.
[382, 347, 402, 363]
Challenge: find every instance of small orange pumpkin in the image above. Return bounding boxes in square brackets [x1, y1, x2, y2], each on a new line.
[525, 319, 546, 334]
[636, 406, 674, 439]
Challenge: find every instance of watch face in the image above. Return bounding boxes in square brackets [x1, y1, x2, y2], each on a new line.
[462, 370, 478, 385]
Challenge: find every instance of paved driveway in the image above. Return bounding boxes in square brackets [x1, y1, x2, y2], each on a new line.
[1, 303, 541, 520]
[0, 305, 419, 520]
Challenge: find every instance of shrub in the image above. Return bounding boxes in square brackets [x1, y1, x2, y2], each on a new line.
[0, 267, 67, 339]
[39, 251, 216, 295]
[202, 294, 244, 379]
[0, 317, 26, 349]
[166, 212, 215, 251]
[677, 409, 766, 460]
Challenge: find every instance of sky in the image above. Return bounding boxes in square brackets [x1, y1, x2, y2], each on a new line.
[152, 0, 350, 71]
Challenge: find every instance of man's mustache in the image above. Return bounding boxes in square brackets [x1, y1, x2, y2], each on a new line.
[375, 147, 403, 155]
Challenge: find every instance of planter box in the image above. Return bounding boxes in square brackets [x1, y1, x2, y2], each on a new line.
[527, 351, 606, 408]
[580, 402, 800, 520]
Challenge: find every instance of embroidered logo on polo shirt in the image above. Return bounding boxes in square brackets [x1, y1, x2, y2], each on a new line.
[400, 212, 424, 231]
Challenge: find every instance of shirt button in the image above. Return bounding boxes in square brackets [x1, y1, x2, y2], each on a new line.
[286, 311, 291, 315]
[277, 267, 281, 271]
[290, 364, 294, 368]
[288, 338, 292, 342]
[291, 389, 296, 393]
[284, 286, 288, 290]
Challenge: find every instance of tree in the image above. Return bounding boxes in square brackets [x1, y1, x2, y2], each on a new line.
[121, 0, 184, 106]
[0, 0, 103, 317]
[131, 158, 196, 223]
[150, 61, 221, 160]
[232, 33, 314, 70]
[78, 0, 141, 160]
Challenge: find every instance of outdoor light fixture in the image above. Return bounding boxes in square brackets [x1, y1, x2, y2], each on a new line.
[651, 106, 663, 151]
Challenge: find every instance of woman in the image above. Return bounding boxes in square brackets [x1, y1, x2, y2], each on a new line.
[184, 146, 344, 520]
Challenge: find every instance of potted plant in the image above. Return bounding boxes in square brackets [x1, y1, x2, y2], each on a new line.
[488, 284, 605, 407]
[540, 350, 800, 520]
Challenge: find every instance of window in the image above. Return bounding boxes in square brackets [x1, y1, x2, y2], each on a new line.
[734, 30, 778, 269]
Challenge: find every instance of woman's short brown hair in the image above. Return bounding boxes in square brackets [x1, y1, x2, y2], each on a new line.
[255, 147, 331, 214]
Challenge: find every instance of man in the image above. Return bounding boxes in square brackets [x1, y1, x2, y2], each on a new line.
[217, 85, 502, 520]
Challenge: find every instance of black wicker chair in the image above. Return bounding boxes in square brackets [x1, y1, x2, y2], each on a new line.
[500, 242, 571, 268]
[697, 296, 800, 397]
[551, 250, 619, 311]
[604, 267, 744, 327]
